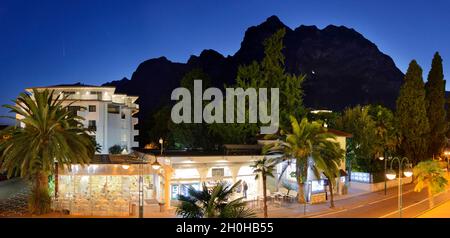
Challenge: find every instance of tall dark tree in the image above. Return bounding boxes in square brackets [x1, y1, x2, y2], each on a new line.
[170, 68, 218, 149]
[213, 28, 306, 139]
[396, 60, 430, 164]
[425, 52, 447, 158]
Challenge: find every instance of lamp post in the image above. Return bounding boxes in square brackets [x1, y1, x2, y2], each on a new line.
[150, 138, 163, 171]
[385, 157, 413, 218]
[444, 151, 450, 175]
[159, 138, 164, 156]
[135, 153, 147, 218]
[151, 138, 163, 171]
[378, 155, 390, 195]
[138, 162, 144, 218]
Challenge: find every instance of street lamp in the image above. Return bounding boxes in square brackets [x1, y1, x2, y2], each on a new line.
[134, 154, 146, 218]
[151, 157, 161, 170]
[152, 138, 164, 171]
[444, 151, 450, 174]
[138, 162, 144, 218]
[386, 168, 396, 180]
[159, 138, 164, 156]
[385, 157, 413, 218]
[379, 155, 390, 195]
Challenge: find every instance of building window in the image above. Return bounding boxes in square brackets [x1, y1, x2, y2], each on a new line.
[107, 104, 120, 114]
[89, 105, 96, 112]
[121, 112, 126, 119]
[62, 91, 76, 96]
[90, 91, 103, 99]
[67, 106, 80, 116]
[211, 168, 225, 178]
[88, 120, 97, 131]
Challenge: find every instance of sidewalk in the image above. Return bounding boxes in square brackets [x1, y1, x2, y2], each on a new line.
[417, 199, 450, 218]
[257, 182, 417, 218]
[0, 178, 28, 200]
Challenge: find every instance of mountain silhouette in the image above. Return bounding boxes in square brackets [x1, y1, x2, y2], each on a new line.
[104, 15, 403, 127]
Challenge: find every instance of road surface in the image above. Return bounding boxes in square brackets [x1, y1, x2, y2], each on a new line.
[309, 182, 450, 218]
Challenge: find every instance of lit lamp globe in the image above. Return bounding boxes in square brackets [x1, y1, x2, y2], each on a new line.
[403, 168, 413, 177]
[159, 138, 163, 144]
[386, 169, 397, 180]
[122, 164, 130, 170]
[379, 156, 384, 161]
[152, 160, 161, 170]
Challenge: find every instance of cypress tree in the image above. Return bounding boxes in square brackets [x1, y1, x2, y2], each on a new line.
[425, 52, 447, 158]
[396, 60, 430, 164]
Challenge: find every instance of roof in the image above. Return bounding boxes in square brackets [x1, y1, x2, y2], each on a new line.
[28, 82, 115, 89]
[326, 128, 353, 138]
[90, 154, 145, 164]
[135, 146, 263, 157]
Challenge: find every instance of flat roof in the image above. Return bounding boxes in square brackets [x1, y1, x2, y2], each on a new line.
[135, 147, 263, 157]
[27, 82, 116, 90]
[326, 128, 353, 138]
[33, 82, 114, 88]
[89, 154, 145, 164]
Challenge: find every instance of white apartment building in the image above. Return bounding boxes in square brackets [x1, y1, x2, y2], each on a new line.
[23, 83, 139, 154]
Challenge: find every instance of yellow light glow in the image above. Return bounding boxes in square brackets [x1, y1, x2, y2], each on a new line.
[403, 171, 413, 177]
[386, 173, 396, 180]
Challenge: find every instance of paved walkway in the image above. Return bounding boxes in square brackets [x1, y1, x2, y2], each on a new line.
[254, 183, 380, 218]
[0, 179, 394, 218]
[417, 197, 450, 218]
[5, 178, 449, 218]
[0, 178, 28, 200]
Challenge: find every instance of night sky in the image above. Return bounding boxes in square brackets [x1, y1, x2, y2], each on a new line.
[1, 0, 449, 124]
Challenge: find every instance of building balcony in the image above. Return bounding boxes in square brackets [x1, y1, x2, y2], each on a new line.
[133, 129, 139, 136]
[64, 93, 112, 101]
[132, 117, 138, 125]
[132, 141, 139, 148]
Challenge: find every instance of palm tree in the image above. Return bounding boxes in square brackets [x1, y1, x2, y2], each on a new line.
[0, 89, 95, 214]
[313, 140, 345, 208]
[267, 116, 340, 203]
[413, 160, 448, 208]
[251, 158, 276, 218]
[176, 180, 255, 218]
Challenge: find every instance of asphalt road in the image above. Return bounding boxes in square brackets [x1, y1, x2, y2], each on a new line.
[310, 182, 450, 218]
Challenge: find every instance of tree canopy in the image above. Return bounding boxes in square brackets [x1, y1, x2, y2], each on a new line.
[396, 60, 430, 164]
[425, 52, 447, 158]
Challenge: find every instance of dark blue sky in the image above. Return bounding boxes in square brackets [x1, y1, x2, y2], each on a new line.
[1, 0, 449, 123]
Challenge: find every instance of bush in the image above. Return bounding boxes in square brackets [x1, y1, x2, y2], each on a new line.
[372, 171, 386, 183]
[109, 145, 123, 154]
